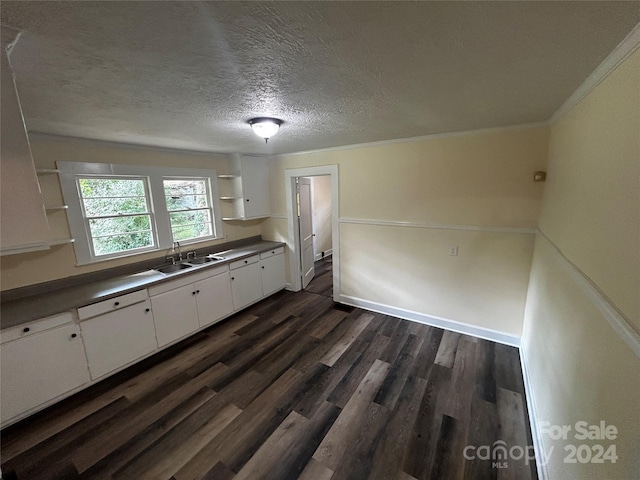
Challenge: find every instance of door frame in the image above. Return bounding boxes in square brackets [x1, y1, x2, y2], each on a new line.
[284, 165, 339, 300]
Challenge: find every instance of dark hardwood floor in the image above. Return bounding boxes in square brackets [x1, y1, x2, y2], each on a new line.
[1, 261, 537, 480]
[305, 256, 333, 298]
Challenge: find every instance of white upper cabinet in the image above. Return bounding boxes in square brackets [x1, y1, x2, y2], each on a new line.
[0, 32, 50, 255]
[218, 154, 271, 220]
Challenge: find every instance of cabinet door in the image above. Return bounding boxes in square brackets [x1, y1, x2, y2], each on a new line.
[1, 324, 90, 425]
[230, 262, 263, 310]
[241, 156, 270, 219]
[81, 300, 157, 379]
[150, 284, 200, 347]
[0, 47, 49, 255]
[261, 254, 286, 296]
[195, 272, 234, 327]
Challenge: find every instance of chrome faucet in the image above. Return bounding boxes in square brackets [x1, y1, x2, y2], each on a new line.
[173, 241, 183, 261]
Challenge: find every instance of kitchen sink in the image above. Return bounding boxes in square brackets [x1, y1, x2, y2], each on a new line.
[156, 263, 193, 274]
[186, 255, 225, 264]
[187, 257, 214, 264]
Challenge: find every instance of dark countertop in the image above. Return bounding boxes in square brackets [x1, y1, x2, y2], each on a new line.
[1, 240, 285, 330]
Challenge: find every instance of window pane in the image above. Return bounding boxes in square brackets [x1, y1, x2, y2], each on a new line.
[169, 209, 211, 227]
[89, 215, 151, 237]
[165, 194, 209, 211]
[164, 179, 207, 196]
[172, 223, 212, 241]
[93, 232, 153, 256]
[79, 178, 145, 198]
[83, 197, 148, 217]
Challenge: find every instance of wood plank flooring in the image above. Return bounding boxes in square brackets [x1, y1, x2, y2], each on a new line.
[1, 264, 537, 480]
[305, 257, 333, 298]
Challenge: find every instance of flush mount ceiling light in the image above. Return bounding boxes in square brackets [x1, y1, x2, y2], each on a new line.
[248, 117, 283, 143]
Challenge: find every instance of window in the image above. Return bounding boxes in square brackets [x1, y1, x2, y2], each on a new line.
[163, 178, 214, 242]
[78, 176, 156, 257]
[58, 162, 223, 265]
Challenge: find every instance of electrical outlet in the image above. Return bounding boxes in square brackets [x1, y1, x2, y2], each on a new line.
[449, 246, 458, 256]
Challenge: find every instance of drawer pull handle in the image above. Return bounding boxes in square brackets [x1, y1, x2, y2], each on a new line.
[231, 277, 235, 281]
[192, 291, 197, 295]
[114, 301, 120, 307]
[71, 333, 77, 338]
[145, 308, 150, 313]
[23, 327, 30, 333]
[262, 266, 265, 269]
[244, 260, 248, 263]
[246, 198, 250, 202]
[196, 290, 200, 294]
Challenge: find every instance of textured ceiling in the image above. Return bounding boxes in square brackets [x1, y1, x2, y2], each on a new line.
[2, 1, 639, 155]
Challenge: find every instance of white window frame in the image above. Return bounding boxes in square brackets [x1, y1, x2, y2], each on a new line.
[58, 161, 223, 265]
[77, 174, 159, 261]
[163, 176, 216, 243]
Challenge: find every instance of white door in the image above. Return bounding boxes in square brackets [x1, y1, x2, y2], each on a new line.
[298, 177, 315, 289]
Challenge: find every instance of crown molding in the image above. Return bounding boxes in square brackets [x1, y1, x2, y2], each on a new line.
[550, 22, 640, 125]
[274, 122, 549, 158]
[28, 132, 233, 158]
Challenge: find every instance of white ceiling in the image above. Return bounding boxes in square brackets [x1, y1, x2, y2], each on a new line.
[2, 1, 639, 155]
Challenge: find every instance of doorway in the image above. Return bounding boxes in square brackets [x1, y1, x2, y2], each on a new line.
[284, 165, 339, 301]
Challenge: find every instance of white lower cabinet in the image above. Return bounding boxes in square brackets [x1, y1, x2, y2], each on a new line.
[230, 255, 263, 310]
[260, 248, 286, 296]
[0, 313, 90, 425]
[149, 265, 233, 346]
[150, 283, 200, 347]
[0, 245, 286, 427]
[80, 295, 157, 380]
[195, 272, 234, 327]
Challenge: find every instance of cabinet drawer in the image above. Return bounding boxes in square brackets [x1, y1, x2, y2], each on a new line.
[78, 290, 149, 320]
[230, 254, 260, 270]
[148, 264, 228, 297]
[260, 247, 284, 260]
[1, 311, 74, 344]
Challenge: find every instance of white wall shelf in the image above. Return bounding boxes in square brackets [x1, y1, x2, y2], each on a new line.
[36, 169, 62, 174]
[49, 238, 75, 246]
[217, 154, 270, 221]
[45, 205, 69, 211]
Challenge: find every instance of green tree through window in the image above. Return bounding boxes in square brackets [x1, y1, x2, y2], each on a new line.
[164, 178, 214, 241]
[78, 177, 155, 256]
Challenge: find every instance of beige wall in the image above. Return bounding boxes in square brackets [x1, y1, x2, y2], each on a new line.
[522, 49, 640, 479]
[262, 126, 549, 337]
[309, 175, 332, 258]
[538, 51, 640, 328]
[0, 136, 263, 290]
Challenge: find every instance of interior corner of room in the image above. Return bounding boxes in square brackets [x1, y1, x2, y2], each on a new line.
[0, 4, 639, 480]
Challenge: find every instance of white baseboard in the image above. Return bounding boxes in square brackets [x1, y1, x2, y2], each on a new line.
[519, 343, 550, 480]
[315, 249, 333, 261]
[338, 294, 520, 347]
